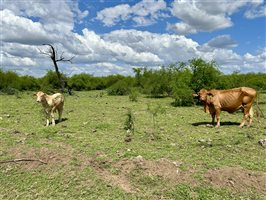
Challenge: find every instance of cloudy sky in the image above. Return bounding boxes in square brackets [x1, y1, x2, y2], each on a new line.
[1, 0, 266, 77]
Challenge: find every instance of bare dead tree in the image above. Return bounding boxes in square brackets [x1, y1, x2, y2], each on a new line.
[40, 44, 74, 95]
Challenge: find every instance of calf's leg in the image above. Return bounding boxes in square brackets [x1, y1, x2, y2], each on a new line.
[58, 107, 63, 122]
[50, 111, 56, 126]
[46, 112, 50, 126]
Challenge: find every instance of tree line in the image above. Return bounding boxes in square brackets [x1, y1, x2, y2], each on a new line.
[1, 58, 265, 106]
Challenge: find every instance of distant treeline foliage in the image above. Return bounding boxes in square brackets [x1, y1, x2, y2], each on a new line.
[1, 58, 266, 106]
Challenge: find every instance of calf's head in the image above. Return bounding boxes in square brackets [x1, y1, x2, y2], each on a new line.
[34, 91, 46, 103]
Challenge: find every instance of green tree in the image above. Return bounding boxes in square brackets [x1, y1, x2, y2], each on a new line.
[39, 70, 67, 92]
[190, 58, 221, 92]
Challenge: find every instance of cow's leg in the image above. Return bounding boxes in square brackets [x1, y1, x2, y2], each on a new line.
[239, 105, 250, 128]
[247, 106, 254, 127]
[215, 109, 221, 128]
[211, 112, 216, 125]
[240, 116, 247, 128]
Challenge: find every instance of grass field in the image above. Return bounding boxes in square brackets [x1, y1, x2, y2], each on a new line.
[0, 91, 266, 199]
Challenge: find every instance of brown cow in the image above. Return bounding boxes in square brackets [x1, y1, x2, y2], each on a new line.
[193, 87, 257, 127]
[34, 91, 64, 126]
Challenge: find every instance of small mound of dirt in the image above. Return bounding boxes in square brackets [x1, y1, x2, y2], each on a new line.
[205, 166, 266, 194]
[90, 155, 194, 193]
[115, 157, 191, 183]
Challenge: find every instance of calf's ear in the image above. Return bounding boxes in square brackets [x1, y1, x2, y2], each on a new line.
[192, 93, 198, 97]
[33, 93, 37, 96]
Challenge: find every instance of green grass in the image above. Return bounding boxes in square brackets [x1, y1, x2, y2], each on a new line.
[0, 91, 266, 199]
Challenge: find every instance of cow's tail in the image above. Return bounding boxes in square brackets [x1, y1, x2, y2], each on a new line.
[255, 92, 264, 120]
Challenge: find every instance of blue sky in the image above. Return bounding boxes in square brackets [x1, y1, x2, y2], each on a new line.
[1, 0, 266, 77]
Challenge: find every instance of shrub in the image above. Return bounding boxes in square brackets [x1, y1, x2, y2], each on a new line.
[172, 87, 195, 107]
[0, 86, 19, 95]
[107, 78, 133, 96]
[190, 58, 221, 91]
[129, 88, 139, 102]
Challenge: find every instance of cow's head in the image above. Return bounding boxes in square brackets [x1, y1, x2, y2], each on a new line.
[34, 91, 46, 103]
[193, 89, 208, 102]
[193, 89, 214, 113]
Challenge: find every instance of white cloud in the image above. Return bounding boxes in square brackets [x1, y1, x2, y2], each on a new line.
[242, 49, 266, 73]
[131, 0, 167, 17]
[2, 0, 88, 32]
[169, 0, 233, 34]
[104, 29, 199, 64]
[199, 35, 238, 51]
[244, 3, 266, 19]
[2, 52, 37, 67]
[169, 0, 265, 35]
[0, 0, 265, 77]
[1, 9, 55, 45]
[166, 22, 197, 35]
[96, 4, 131, 27]
[63, 29, 162, 67]
[96, 0, 167, 27]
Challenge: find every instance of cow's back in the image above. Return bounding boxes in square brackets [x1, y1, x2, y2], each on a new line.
[240, 87, 256, 104]
[214, 87, 255, 112]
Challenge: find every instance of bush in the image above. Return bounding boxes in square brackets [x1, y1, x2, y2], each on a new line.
[172, 87, 195, 107]
[129, 88, 139, 102]
[107, 78, 133, 96]
[190, 58, 221, 91]
[0, 86, 19, 95]
[39, 70, 67, 92]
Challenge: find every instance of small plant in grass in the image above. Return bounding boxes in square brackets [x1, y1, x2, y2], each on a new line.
[147, 103, 166, 140]
[129, 88, 139, 102]
[124, 108, 135, 142]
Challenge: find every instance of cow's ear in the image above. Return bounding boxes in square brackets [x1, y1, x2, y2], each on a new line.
[192, 93, 198, 97]
[33, 93, 37, 96]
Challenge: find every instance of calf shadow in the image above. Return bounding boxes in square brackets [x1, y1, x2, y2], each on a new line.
[192, 121, 240, 127]
[55, 118, 68, 124]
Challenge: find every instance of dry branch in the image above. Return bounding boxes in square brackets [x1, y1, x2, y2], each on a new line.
[0, 158, 47, 164]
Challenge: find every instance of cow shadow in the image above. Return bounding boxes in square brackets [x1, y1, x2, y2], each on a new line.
[192, 121, 240, 127]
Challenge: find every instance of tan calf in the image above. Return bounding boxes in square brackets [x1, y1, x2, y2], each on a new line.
[34, 91, 64, 126]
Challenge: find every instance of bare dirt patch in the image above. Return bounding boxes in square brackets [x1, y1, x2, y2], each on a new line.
[8, 146, 73, 171]
[4, 147, 195, 194]
[8, 145, 265, 196]
[89, 154, 194, 193]
[205, 166, 266, 195]
[115, 156, 194, 184]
